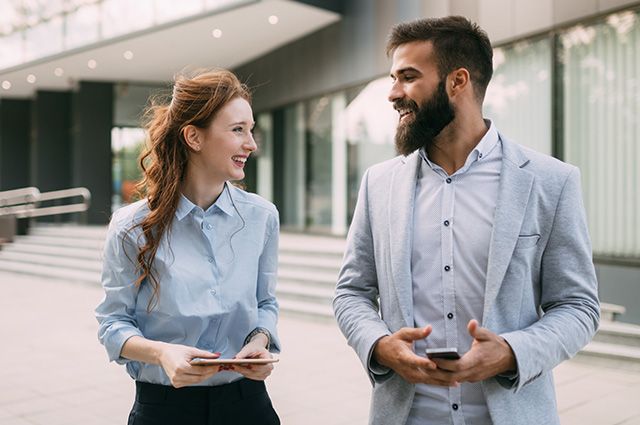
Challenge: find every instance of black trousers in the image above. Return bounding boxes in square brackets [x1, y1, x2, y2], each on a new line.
[128, 379, 280, 425]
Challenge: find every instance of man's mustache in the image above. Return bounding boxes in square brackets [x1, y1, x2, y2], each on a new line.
[393, 99, 419, 113]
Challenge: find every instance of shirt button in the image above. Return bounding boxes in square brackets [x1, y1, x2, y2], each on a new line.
[444, 265, 451, 272]
[207, 257, 214, 263]
[206, 223, 213, 230]
[211, 289, 217, 295]
[447, 312, 454, 319]
[444, 220, 450, 227]
[446, 177, 452, 184]
[452, 403, 459, 411]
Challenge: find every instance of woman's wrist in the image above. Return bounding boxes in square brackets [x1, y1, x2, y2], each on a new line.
[244, 327, 271, 350]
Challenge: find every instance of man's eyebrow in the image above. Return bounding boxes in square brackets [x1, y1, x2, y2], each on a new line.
[390, 67, 422, 78]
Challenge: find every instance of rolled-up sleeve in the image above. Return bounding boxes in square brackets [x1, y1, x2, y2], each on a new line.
[256, 210, 281, 353]
[95, 215, 144, 364]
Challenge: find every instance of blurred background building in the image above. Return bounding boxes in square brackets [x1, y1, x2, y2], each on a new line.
[0, 0, 639, 323]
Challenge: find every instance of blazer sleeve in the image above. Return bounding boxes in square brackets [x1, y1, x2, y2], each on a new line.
[333, 169, 393, 384]
[500, 167, 600, 392]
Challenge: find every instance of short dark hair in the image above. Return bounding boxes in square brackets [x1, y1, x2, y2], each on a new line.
[387, 16, 493, 101]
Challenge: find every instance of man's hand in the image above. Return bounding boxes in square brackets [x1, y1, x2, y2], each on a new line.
[433, 320, 517, 383]
[373, 326, 458, 386]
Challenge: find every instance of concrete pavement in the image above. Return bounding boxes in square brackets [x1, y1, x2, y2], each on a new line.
[0, 271, 639, 424]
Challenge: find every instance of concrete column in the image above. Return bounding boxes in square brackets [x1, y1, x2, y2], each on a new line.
[72, 81, 113, 224]
[0, 98, 31, 191]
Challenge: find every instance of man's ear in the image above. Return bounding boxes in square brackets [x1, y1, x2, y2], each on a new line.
[182, 125, 201, 152]
[449, 68, 470, 96]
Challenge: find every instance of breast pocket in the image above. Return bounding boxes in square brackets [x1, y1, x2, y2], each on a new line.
[515, 234, 540, 250]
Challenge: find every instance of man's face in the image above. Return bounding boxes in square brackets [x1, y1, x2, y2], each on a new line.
[388, 41, 455, 155]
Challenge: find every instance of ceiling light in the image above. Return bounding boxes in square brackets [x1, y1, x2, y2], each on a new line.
[1, 80, 11, 90]
[87, 59, 97, 69]
[26, 74, 36, 84]
[211, 29, 222, 38]
[123, 50, 134, 60]
[54, 67, 64, 77]
[268, 15, 279, 25]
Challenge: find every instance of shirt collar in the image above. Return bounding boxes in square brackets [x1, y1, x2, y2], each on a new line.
[419, 119, 500, 170]
[175, 182, 235, 221]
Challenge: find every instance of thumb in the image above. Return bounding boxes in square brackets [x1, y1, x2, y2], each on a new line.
[192, 349, 220, 359]
[468, 319, 491, 341]
[399, 325, 432, 342]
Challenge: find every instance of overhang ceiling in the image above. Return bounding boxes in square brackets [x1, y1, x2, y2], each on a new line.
[0, 0, 340, 98]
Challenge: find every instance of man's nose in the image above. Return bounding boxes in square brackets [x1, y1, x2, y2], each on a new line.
[388, 80, 404, 103]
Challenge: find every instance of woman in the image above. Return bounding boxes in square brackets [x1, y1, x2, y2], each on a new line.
[95, 69, 280, 425]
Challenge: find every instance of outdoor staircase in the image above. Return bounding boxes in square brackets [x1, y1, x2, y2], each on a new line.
[1, 223, 639, 368]
[0, 224, 342, 321]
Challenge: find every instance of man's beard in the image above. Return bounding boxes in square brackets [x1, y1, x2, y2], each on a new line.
[394, 79, 455, 156]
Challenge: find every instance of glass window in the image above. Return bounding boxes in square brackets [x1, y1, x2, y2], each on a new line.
[65, 3, 100, 49]
[484, 37, 553, 155]
[0, 32, 24, 68]
[560, 10, 640, 259]
[111, 127, 145, 211]
[102, 0, 153, 38]
[305, 95, 333, 232]
[24, 16, 63, 61]
[255, 112, 273, 202]
[282, 103, 306, 230]
[153, 0, 204, 24]
[344, 77, 397, 222]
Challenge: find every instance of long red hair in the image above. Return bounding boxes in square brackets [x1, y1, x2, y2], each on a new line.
[131, 69, 251, 310]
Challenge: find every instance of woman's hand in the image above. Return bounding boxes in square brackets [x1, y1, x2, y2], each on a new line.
[157, 343, 221, 388]
[232, 338, 274, 381]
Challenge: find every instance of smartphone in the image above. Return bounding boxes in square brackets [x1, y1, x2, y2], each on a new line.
[190, 357, 279, 366]
[425, 347, 460, 360]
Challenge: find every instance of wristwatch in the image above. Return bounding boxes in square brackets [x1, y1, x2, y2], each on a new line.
[244, 327, 272, 351]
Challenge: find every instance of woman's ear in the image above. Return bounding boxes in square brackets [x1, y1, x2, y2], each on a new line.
[182, 125, 201, 152]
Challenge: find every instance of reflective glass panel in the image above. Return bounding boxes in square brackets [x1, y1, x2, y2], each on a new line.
[484, 38, 552, 155]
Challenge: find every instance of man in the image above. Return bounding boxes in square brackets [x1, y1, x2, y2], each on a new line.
[333, 16, 599, 425]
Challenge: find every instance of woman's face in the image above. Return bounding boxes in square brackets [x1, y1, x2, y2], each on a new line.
[196, 96, 257, 183]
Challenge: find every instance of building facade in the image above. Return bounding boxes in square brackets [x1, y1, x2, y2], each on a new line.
[1, 0, 639, 322]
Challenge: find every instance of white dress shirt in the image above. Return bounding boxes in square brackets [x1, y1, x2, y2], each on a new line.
[407, 121, 502, 425]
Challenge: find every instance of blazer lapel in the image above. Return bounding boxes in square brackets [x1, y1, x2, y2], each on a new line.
[388, 152, 421, 327]
[483, 138, 534, 320]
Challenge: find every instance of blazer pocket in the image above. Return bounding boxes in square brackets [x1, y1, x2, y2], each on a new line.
[515, 234, 540, 250]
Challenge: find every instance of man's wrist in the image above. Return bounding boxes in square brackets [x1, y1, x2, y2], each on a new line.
[499, 336, 517, 374]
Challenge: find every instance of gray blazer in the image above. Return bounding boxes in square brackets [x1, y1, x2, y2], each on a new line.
[333, 136, 600, 425]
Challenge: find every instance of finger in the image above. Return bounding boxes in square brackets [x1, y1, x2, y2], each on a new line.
[191, 349, 221, 359]
[403, 351, 437, 370]
[432, 358, 461, 372]
[398, 325, 432, 342]
[468, 320, 492, 341]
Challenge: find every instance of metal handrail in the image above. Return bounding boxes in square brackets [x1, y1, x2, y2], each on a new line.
[0, 186, 91, 219]
[0, 187, 39, 207]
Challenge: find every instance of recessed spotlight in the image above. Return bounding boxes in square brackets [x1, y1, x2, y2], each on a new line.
[87, 59, 97, 69]
[211, 28, 222, 38]
[123, 50, 134, 60]
[26, 74, 36, 84]
[268, 15, 279, 25]
[54, 67, 64, 77]
[1, 80, 11, 90]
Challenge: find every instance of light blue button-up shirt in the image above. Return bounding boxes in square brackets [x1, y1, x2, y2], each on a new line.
[408, 120, 501, 425]
[95, 183, 280, 386]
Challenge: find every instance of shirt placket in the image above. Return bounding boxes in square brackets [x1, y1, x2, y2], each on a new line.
[440, 174, 464, 425]
[201, 211, 220, 297]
